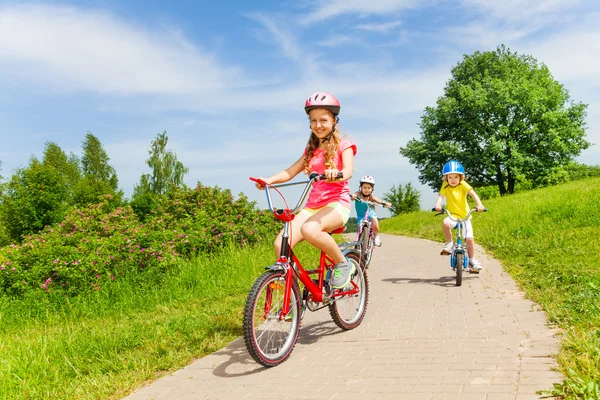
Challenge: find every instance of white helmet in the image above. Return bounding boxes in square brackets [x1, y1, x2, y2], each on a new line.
[359, 175, 375, 186]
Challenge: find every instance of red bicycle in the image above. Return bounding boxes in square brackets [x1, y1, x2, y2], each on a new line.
[244, 173, 368, 367]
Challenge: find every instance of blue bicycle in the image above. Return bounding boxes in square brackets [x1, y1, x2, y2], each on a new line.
[433, 207, 487, 286]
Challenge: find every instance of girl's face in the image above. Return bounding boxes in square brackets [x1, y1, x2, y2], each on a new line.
[446, 173, 461, 187]
[360, 183, 374, 196]
[308, 108, 335, 140]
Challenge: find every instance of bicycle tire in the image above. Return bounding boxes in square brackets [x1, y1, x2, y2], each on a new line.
[243, 270, 301, 367]
[455, 252, 463, 287]
[364, 232, 374, 268]
[357, 226, 370, 269]
[329, 252, 369, 330]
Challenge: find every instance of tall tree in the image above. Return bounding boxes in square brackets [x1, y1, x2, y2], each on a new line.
[74, 132, 122, 205]
[146, 131, 189, 195]
[400, 45, 589, 195]
[130, 131, 188, 219]
[42, 142, 81, 202]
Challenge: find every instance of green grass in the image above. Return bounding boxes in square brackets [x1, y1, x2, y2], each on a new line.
[0, 241, 323, 400]
[380, 177, 600, 399]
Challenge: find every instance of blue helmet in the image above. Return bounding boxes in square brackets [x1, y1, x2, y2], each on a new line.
[442, 160, 465, 175]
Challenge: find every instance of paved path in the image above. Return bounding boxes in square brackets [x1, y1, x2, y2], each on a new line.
[124, 234, 562, 400]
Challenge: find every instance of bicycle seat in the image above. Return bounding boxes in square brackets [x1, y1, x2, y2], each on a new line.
[329, 226, 345, 235]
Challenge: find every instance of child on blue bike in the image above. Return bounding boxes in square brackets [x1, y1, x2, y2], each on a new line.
[350, 175, 391, 247]
[434, 160, 485, 271]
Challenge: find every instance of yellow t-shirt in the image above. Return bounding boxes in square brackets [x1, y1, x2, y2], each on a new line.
[439, 180, 472, 219]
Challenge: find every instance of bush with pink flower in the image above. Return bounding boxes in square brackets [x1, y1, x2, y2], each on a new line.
[0, 185, 278, 296]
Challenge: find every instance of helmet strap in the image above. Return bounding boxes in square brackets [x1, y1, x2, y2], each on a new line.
[319, 122, 336, 143]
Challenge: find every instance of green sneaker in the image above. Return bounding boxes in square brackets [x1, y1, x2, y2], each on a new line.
[331, 260, 355, 289]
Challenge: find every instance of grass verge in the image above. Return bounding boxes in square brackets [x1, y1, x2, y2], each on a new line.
[0, 241, 323, 399]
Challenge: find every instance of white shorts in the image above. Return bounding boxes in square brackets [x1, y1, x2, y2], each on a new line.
[443, 217, 474, 239]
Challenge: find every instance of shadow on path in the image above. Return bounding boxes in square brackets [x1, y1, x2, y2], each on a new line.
[382, 275, 476, 287]
[211, 318, 343, 378]
[212, 339, 267, 378]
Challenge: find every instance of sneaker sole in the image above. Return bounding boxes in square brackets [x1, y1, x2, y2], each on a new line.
[440, 249, 452, 255]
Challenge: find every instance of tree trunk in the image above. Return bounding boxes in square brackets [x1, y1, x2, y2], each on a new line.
[507, 166, 515, 194]
[496, 163, 507, 196]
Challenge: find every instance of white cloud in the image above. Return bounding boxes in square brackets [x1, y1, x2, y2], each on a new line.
[318, 35, 352, 47]
[0, 4, 244, 94]
[445, 22, 540, 48]
[301, 0, 419, 24]
[461, 0, 584, 23]
[356, 20, 402, 33]
[450, 0, 596, 48]
[522, 28, 600, 85]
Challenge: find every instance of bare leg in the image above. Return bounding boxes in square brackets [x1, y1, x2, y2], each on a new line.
[300, 207, 345, 263]
[442, 219, 453, 243]
[371, 217, 380, 235]
[466, 238, 475, 259]
[273, 212, 311, 258]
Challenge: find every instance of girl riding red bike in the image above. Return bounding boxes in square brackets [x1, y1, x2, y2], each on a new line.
[255, 91, 357, 289]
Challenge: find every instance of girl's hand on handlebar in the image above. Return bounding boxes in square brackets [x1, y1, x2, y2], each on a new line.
[255, 177, 269, 190]
[323, 168, 341, 181]
[475, 205, 485, 212]
[434, 205, 443, 212]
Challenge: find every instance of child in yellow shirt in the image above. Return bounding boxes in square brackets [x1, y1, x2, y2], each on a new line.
[434, 160, 485, 271]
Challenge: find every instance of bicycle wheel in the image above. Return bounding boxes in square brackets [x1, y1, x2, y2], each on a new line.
[455, 252, 463, 287]
[357, 226, 370, 269]
[243, 270, 301, 367]
[364, 232, 375, 268]
[329, 252, 369, 330]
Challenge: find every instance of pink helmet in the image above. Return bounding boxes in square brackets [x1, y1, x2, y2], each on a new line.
[304, 92, 341, 116]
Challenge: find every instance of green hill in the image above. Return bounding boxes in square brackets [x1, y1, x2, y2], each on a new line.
[380, 177, 600, 398]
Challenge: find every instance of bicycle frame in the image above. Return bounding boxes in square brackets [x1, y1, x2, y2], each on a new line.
[435, 208, 481, 269]
[341, 198, 381, 268]
[250, 174, 360, 319]
[355, 201, 375, 243]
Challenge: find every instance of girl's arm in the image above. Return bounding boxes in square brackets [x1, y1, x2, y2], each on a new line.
[255, 156, 304, 189]
[434, 193, 444, 211]
[324, 147, 354, 181]
[371, 195, 391, 208]
[468, 189, 485, 211]
[351, 190, 360, 200]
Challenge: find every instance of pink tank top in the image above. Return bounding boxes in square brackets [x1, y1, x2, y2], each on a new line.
[304, 139, 357, 209]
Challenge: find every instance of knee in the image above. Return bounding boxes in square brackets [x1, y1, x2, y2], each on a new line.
[300, 221, 319, 241]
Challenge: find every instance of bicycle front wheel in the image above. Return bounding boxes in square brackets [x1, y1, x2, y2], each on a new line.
[455, 252, 463, 287]
[329, 252, 369, 330]
[243, 270, 301, 367]
[357, 226, 372, 269]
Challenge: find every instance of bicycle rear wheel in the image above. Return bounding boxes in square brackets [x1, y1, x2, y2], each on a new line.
[329, 252, 369, 330]
[455, 252, 463, 287]
[243, 270, 301, 367]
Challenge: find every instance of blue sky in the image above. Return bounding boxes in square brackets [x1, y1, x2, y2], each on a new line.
[1, 0, 599, 216]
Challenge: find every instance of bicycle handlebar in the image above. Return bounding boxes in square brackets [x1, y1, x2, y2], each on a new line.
[352, 197, 390, 208]
[250, 172, 343, 215]
[432, 207, 488, 222]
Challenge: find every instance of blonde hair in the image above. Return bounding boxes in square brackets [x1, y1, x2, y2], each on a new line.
[303, 111, 342, 174]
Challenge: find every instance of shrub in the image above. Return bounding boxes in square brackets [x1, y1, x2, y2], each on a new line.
[0, 185, 279, 296]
